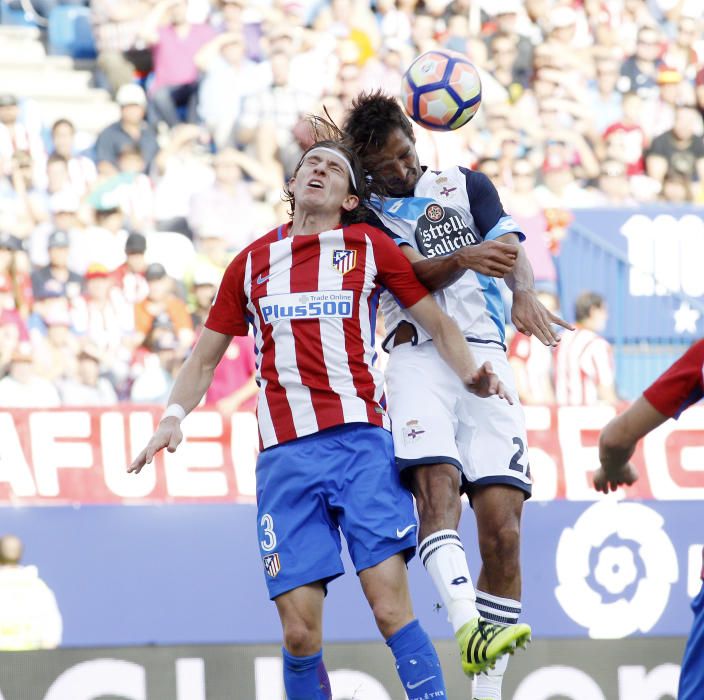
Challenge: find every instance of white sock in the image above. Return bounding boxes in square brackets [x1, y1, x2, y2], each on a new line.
[472, 590, 521, 700]
[419, 529, 478, 634]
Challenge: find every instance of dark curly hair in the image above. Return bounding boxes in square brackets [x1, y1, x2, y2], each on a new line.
[342, 90, 415, 160]
[282, 132, 369, 225]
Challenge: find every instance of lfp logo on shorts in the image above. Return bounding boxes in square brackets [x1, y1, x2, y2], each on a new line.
[259, 291, 354, 324]
[555, 501, 678, 638]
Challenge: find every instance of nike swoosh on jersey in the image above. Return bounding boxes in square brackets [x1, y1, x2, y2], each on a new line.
[256, 273, 272, 285]
[406, 675, 436, 690]
[396, 524, 417, 538]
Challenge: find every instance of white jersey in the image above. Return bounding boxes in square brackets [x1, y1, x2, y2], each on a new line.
[369, 166, 524, 349]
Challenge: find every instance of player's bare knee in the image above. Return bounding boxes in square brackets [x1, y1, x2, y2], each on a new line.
[370, 597, 413, 639]
[282, 621, 322, 656]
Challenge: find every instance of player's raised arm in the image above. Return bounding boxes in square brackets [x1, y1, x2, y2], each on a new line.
[128, 327, 232, 474]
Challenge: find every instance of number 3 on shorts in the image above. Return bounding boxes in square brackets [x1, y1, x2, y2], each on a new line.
[260, 513, 277, 552]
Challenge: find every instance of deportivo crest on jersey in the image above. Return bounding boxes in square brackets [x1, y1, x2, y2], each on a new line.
[415, 204, 479, 258]
[332, 249, 357, 274]
[263, 553, 281, 578]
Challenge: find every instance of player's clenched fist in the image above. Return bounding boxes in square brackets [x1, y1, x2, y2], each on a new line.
[128, 417, 183, 474]
[464, 361, 514, 404]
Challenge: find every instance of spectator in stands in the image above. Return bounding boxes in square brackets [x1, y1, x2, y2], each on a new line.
[70, 262, 135, 386]
[205, 335, 258, 415]
[2, 150, 49, 240]
[594, 159, 638, 206]
[140, 0, 216, 127]
[27, 280, 70, 344]
[129, 330, 182, 403]
[0, 232, 32, 318]
[0, 309, 24, 377]
[660, 170, 694, 203]
[58, 344, 118, 406]
[112, 232, 149, 304]
[508, 290, 558, 405]
[69, 200, 128, 275]
[0, 534, 62, 651]
[188, 147, 278, 253]
[94, 84, 159, 171]
[196, 32, 266, 148]
[134, 262, 194, 353]
[32, 308, 79, 383]
[91, 0, 153, 95]
[587, 58, 624, 136]
[50, 119, 97, 196]
[107, 145, 155, 231]
[30, 230, 82, 304]
[0, 343, 60, 407]
[500, 158, 558, 294]
[0, 95, 45, 180]
[554, 291, 618, 406]
[487, 30, 530, 99]
[619, 25, 665, 100]
[151, 124, 213, 237]
[189, 265, 219, 332]
[646, 104, 704, 191]
[237, 49, 316, 178]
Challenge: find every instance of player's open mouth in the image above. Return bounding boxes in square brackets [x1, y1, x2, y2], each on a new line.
[307, 179, 324, 189]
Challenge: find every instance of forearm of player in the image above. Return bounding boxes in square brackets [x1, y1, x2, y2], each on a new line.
[599, 396, 668, 472]
[503, 244, 534, 294]
[411, 256, 465, 291]
[162, 327, 233, 419]
[406, 296, 477, 381]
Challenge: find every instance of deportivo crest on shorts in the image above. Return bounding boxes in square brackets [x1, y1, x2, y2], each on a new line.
[403, 419, 426, 446]
[263, 553, 281, 578]
[332, 249, 357, 274]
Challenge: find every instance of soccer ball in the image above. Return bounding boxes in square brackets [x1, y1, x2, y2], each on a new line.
[401, 50, 482, 131]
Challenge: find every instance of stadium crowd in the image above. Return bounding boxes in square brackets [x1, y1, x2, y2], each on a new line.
[0, 0, 702, 407]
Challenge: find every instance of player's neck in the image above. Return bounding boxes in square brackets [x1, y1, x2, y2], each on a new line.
[290, 210, 342, 237]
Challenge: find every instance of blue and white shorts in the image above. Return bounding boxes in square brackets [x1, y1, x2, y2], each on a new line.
[255, 423, 417, 599]
[385, 341, 532, 498]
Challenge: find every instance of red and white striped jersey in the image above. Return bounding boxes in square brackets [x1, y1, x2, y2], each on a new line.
[206, 222, 428, 449]
[554, 327, 615, 405]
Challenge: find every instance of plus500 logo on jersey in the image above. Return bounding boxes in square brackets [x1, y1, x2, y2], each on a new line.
[260, 291, 354, 323]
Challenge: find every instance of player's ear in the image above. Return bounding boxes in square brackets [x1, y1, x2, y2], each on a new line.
[341, 193, 359, 212]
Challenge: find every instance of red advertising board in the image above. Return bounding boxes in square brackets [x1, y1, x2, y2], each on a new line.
[0, 405, 702, 504]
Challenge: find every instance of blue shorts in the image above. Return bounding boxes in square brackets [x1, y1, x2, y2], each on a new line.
[679, 581, 704, 700]
[255, 423, 417, 599]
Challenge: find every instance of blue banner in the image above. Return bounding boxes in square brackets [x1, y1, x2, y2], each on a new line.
[557, 206, 704, 342]
[0, 500, 699, 646]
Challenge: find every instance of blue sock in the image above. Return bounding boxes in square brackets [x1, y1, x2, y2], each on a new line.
[386, 620, 447, 698]
[282, 647, 331, 700]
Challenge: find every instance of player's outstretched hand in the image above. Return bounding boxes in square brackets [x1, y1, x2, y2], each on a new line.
[464, 361, 514, 404]
[455, 240, 519, 278]
[128, 417, 183, 474]
[593, 463, 640, 494]
[512, 289, 574, 346]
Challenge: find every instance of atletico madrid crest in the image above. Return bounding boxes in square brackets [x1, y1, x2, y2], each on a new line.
[263, 553, 281, 578]
[332, 249, 357, 275]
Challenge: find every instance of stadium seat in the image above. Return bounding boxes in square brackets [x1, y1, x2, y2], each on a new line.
[145, 232, 196, 280]
[47, 5, 95, 59]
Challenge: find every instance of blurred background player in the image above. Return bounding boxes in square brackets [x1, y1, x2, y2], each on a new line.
[593, 339, 704, 700]
[554, 290, 618, 406]
[343, 91, 564, 698]
[129, 138, 517, 699]
[0, 534, 62, 650]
